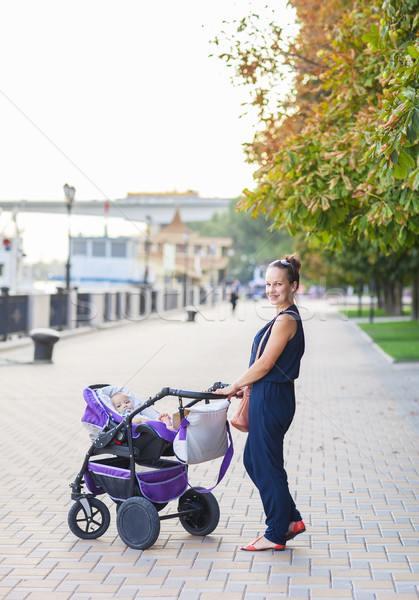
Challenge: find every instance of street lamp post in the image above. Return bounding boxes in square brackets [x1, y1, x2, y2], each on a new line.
[64, 183, 76, 291]
[144, 215, 151, 285]
[369, 278, 375, 324]
[183, 231, 190, 306]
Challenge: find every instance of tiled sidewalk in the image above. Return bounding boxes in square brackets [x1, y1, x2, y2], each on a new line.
[0, 298, 418, 600]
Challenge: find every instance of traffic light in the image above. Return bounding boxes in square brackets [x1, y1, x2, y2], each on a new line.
[2, 238, 11, 251]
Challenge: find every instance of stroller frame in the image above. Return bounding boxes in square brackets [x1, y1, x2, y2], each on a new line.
[69, 382, 229, 549]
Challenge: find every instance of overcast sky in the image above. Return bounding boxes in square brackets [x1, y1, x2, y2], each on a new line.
[0, 0, 295, 202]
[0, 1, 295, 262]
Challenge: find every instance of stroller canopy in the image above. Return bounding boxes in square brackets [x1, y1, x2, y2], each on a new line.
[81, 385, 175, 442]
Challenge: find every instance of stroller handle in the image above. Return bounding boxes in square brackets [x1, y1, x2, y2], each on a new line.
[92, 382, 229, 449]
[168, 387, 228, 400]
[138, 382, 229, 410]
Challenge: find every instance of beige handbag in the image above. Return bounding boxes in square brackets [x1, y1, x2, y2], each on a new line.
[230, 386, 251, 432]
[230, 323, 273, 433]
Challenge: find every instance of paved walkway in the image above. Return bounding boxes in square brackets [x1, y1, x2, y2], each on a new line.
[0, 298, 418, 600]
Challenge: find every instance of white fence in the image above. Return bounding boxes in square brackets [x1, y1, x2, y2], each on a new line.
[0, 284, 226, 341]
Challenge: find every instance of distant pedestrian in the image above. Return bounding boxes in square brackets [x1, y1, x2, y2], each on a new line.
[215, 255, 306, 551]
[230, 280, 240, 314]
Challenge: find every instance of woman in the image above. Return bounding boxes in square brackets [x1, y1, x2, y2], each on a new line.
[215, 255, 306, 551]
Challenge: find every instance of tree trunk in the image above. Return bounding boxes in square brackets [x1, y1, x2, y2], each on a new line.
[357, 279, 363, 317]
[383, 282, 395, 314]
[375, 279, 384, 309]
[412, 277, 419, 321]
[393, 281, 403, 316]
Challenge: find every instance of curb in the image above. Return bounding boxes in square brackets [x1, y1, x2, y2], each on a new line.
[349, 321, 395, 363]
[350, 320, 419, 366]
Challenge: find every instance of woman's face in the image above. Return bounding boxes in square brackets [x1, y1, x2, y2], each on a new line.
[265, 266, 297, 310]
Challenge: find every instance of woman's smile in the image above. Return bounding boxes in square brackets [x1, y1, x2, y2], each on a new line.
[265, 266, 295, 311]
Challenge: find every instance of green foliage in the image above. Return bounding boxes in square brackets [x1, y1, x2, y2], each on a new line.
[316, 236, 419, 289]
[216, 0, 419, 254]
[363, 0, 419, 190]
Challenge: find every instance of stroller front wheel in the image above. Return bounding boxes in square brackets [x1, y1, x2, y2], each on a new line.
[68, 497, 111, 539]
[178, 487, 220, 536]
[116, 497, 160, 550]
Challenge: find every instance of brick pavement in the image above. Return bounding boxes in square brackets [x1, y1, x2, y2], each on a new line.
[0, 298, 418, 600]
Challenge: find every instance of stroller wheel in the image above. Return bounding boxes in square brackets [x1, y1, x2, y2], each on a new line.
[116, 497, 160, 550]
[68, 498, 111, 539]
[178, 487, 220, 536]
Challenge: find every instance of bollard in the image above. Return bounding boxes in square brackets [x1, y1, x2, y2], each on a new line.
[185, 306, 198, 322]
[30, 328, 61, 363]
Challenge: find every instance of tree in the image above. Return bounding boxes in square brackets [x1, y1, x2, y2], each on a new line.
[364, 0, 419, 189]
[213, 1, 347, 166]
[294, 233, 419, 317]
[214, 0, 419, 253]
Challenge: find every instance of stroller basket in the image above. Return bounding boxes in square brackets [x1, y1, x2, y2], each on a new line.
[86, 459, 188, 504]
[68, 382, 232, 550]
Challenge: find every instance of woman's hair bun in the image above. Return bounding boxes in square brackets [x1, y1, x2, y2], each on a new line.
[283, 254, 301, 272]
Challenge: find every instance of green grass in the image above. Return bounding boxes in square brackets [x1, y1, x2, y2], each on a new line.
[341, 307, 390, 318]
[340, 307, 412, 318]
[358, 320, 419, 361]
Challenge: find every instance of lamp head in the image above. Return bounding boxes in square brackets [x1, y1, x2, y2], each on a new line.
[63, 183, 76, 208]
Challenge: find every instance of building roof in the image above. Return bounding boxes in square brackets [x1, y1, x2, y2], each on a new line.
[158, 206, 193, 235]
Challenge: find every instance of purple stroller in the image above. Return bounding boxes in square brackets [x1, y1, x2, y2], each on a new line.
[68, 383, 232, 550]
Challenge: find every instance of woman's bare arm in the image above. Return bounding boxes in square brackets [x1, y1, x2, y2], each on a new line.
[215, 314, 297, 398]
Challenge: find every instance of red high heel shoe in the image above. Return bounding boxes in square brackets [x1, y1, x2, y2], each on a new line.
[241, 535, 285, 552]
[285, 520, 306, 541]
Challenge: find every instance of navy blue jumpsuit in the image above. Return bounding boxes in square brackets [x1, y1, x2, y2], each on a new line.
[243, 304, 305, 546]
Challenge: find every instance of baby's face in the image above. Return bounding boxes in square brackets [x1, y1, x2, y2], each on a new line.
[111, 393, 133, 412]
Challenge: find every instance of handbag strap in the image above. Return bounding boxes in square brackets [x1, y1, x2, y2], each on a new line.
[189, 422, 234, 493]
[254, 315, 278, 361]
[254, 308, 300, 361]
[179, 420, 234, 493]
[282, 309, 300, 319]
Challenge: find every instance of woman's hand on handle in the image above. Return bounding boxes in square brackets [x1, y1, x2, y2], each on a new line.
[213, 383, 243, 400]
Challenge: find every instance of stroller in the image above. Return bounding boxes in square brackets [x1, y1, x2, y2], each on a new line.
[68, 382, 232, 550]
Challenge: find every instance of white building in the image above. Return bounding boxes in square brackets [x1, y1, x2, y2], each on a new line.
[70, 235, 147, 287]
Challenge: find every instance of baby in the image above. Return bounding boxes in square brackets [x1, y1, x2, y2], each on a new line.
[111, 392, 174, 430]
